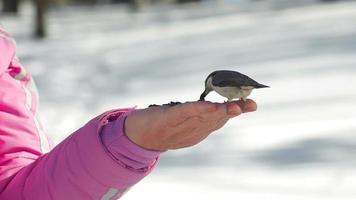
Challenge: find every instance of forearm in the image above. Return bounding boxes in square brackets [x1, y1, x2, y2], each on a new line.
[0, 108, 161, 200]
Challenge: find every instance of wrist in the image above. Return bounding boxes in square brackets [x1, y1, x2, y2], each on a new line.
[124, 109, 167, 151]
[100, 110, 162, 170]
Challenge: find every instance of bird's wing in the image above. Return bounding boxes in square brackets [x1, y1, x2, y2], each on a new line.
[212, 71, 246, 87]
[213, 78, 244, 87]
[212, 71, 268, 88]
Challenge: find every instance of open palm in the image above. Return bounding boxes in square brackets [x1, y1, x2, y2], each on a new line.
[124, 100, 257, 151]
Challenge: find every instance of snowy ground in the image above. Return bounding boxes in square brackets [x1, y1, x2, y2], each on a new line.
[2, 0, 356, 199]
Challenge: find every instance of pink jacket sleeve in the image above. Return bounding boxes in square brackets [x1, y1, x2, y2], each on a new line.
[0, 31, 161, 200]
[1, 109, 161, 200]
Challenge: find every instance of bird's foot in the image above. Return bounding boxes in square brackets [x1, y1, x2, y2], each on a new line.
[240, 97, 247, 102]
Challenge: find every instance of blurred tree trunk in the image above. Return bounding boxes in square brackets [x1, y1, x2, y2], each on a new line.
[128, 0, 146, 11]
[2, 0, 20, 13]
[34, 0, 47, 38]
[110, 0, 131, 3]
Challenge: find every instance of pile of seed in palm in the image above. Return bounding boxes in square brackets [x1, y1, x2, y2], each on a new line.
[149, 101, 182, 108]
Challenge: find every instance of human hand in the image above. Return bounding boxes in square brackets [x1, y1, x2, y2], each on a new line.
[124, 100, 257, 151]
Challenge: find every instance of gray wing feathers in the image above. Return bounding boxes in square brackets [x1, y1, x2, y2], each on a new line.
[212, 71, 255, 87]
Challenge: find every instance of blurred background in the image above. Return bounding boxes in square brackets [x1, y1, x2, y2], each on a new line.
[1, 0, 356, 199]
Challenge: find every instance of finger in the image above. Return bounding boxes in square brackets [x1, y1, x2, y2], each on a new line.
[194, 101, 241, 123]
[233, 99, 257, 113]
[167, 101, 217, 124]
[179, 101, 218, 114]
[226, 102, 242, 117]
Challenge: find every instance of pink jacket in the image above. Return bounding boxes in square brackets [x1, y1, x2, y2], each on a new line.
[0, 30, 160, 199]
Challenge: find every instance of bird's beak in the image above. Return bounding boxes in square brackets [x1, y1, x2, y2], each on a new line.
[199, 89, 209, 101]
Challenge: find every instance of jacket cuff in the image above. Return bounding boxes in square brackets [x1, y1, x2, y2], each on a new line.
[100, 108, 161, 172]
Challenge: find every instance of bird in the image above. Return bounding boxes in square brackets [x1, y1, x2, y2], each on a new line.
[199, 70, 269, 102]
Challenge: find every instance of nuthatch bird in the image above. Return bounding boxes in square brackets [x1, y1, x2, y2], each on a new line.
[199, 70, 269, 102]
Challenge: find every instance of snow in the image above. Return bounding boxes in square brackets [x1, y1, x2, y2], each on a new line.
[2, 0, 356, 199]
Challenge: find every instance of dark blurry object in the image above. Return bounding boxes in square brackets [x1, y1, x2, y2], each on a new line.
[127, 0, 151, 11]
[129, 0, 143, 10]
[176, 0, 201, 3]
[72, 0, 97, 4]
[199, 70, 269, 102]
[34, 0, 47, 38]
[2, 0, 20, 13]
[149, 101, 182, 108]
[111, 0, 131, 3]
[320, 0, 341, 2]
